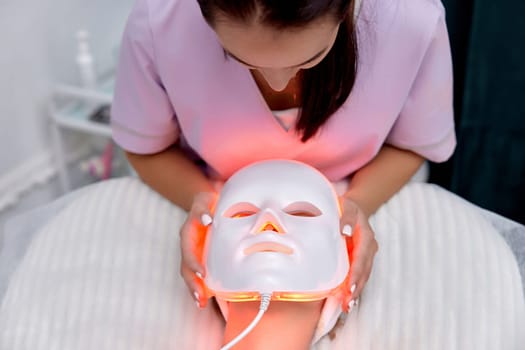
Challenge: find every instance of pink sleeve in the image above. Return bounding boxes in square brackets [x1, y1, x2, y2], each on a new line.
[386, 12, 456, 163]
[110, 1, 179, 154]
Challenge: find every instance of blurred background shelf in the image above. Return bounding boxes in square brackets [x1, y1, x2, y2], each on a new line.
[51, 101, 112, 137]
[50, 74, 114, 135]
[48, 74, 128, 192]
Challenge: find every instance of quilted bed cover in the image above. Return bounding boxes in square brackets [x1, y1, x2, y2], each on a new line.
[0, 178, 523, 349]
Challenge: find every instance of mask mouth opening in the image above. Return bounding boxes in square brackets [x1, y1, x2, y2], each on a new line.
[243, 241, 294, 255]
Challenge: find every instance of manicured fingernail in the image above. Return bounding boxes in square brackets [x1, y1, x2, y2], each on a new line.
[348, 299, 355, 312]
[342, 224, 352, 237]
[195, 272, 203, 279]
[355, 298, 360, 306]
[193, 291, 202, 308]
[201, 214, 212, 226]
[350, 283, 356, 294]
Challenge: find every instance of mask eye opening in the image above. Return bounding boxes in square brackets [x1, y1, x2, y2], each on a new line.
[223, 202, 260, 218]
[283, 201, 322, 217]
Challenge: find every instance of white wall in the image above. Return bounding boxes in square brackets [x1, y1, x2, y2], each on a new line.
[0, 0, 134, 175]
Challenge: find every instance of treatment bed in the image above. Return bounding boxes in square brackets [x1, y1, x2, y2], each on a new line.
[0, 177, 524, 349]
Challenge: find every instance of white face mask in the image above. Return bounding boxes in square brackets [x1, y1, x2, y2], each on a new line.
[204, 160, 349, 301]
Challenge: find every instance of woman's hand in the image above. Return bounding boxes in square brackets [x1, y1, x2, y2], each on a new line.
[339, 196, 378, 313]
[179, 191, 217, 309]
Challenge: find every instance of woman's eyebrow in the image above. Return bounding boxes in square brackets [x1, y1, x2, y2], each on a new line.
[225, 47, 329, 69]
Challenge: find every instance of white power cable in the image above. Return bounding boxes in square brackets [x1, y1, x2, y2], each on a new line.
[220, 293, 272, 350]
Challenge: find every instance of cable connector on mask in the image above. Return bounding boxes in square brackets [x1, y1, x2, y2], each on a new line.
[259, 292, 271, 311]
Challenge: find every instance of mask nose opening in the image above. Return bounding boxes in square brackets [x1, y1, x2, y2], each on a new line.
[252, 209, 286, 234]
[259, 222, 281, 233]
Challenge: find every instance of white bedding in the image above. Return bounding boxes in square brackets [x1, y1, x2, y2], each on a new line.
[0, 178, 523, 349]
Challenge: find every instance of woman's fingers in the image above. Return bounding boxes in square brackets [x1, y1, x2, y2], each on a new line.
[344, 248, 375, 308]
[179, 216, 206, 275]
[339, 197, 378, 313]
[343, 229, 378, 312]
[181, 264, 208, 308]
[179, 218, 206, 308]
[179, 191, 216, 308]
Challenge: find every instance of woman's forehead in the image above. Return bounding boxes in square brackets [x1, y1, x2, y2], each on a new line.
[213, 16, 339, 69]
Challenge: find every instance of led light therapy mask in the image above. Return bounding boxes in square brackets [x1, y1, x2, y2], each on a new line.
[203, 160, 349, 302]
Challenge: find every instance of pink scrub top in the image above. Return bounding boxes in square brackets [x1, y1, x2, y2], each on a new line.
[111, 0, 456, 182]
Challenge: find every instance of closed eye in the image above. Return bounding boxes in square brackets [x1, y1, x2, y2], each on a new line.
[223, 202, 260, 218]
[283, 201, 322, 217]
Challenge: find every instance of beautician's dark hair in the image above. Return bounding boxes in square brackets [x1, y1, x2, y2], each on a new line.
[197, 0, 359, 142]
